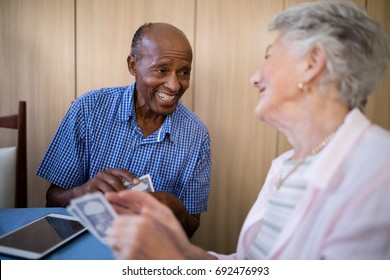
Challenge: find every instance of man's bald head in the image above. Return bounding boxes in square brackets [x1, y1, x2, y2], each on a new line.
[130, 22, 192, 61]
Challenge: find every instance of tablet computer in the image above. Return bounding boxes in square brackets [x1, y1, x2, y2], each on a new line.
[0, 213, 86, 259]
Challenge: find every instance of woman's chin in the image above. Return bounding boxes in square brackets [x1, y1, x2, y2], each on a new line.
[254, 106, 266, 121]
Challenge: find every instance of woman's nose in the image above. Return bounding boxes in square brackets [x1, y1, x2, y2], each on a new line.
[250, 70, 261, 87]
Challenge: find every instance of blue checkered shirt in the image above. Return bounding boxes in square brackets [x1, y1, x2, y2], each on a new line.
[37, 83, 211, 214]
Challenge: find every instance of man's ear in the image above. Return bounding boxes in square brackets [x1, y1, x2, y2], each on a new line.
[127, 55, 137, 76]
[303, 45, 326, 84]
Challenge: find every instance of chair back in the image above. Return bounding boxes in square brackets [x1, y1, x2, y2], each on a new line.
[0, 101, 27, 207]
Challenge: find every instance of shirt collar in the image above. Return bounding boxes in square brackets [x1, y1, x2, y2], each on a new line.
[305, 108, 371, 190]
[117, 83, 136, 122]
[117, 83, 173, 143]
[159, 113, 173, 143]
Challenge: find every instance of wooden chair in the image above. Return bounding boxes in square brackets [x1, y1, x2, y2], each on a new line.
[0, 101, 27, 207]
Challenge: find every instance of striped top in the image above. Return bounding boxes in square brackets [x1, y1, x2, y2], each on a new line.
[246, 155, 316, 259]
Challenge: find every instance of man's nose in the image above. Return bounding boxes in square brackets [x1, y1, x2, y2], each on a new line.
[165, 73, 181, 92]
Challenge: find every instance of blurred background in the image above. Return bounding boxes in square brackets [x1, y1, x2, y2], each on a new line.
[1, 0, 389, 254]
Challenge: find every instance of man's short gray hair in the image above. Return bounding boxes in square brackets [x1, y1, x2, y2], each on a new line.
[130, 22, 153, 60]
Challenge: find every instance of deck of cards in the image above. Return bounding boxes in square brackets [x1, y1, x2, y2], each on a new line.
[67, 192, 117, 244]
[67, 174, 154, 244]
[122, 173, 155, 192]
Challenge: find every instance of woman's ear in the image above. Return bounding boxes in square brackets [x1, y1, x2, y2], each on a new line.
[127, 55, 137, 76]
[303, 45, 326, 83]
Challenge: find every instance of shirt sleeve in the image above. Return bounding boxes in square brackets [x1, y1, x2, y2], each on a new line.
[36, 98, 90, 189]
[207, 251, 238, 260]
[181, 129, 212, 215]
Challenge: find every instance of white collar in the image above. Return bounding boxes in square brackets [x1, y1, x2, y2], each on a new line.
[304, 108, 371, 190]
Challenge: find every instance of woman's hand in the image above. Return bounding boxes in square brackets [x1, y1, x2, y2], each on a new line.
[106, 190, 192, 259]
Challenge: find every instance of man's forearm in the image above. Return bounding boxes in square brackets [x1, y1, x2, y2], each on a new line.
[46, 184, 83, 207]
[183, 214, 200, 238]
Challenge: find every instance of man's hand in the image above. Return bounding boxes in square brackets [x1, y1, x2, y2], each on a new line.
[46, 168, 139, 207]
[79, 168, 139, 194]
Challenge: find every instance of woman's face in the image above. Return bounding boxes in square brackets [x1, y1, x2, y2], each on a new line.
[250, 35, 305, 126]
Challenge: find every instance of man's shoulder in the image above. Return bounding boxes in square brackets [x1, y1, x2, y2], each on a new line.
[77, 86, 129, 102]
[175, 103, 208, 132]
[71, 86, 131, 113]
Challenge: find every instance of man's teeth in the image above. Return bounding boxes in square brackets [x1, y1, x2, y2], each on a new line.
[157, 92, 175, 101]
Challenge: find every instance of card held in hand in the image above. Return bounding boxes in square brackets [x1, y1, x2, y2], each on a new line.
[122, 173, 155, 192]
[67, 192, 117, 244]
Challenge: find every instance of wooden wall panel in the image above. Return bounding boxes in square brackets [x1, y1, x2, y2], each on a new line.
[0, 0, 75, 207]
[76, 0, 196, 109]
[191, 0, 283, 254]
[366, 0, 390, 130]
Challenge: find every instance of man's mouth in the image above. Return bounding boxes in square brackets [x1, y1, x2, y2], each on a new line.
[157, 91, 176, 102]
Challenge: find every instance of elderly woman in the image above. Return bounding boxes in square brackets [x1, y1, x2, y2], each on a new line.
[105, 1, 390, 259]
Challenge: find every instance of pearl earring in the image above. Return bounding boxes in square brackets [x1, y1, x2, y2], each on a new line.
[298, 82, 304, 92]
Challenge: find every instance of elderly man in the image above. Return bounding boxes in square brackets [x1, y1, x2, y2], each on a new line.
[37, 22, 211, 237]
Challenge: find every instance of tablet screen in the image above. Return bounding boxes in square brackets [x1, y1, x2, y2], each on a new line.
[0, 214, 86, 259]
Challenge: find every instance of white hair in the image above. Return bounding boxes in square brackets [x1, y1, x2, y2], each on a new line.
[269, 0, 390, 110]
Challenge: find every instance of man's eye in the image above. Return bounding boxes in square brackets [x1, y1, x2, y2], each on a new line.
[179, 69, 190, 76]
[155, 68, 166, 73]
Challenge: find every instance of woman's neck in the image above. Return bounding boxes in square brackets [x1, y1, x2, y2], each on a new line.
[282, 100, 349, 159]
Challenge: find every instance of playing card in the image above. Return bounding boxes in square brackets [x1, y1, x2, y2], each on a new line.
[69, 192, 117, 244]
[123, 173, 155, 192]
[66, 204, 88, 227]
